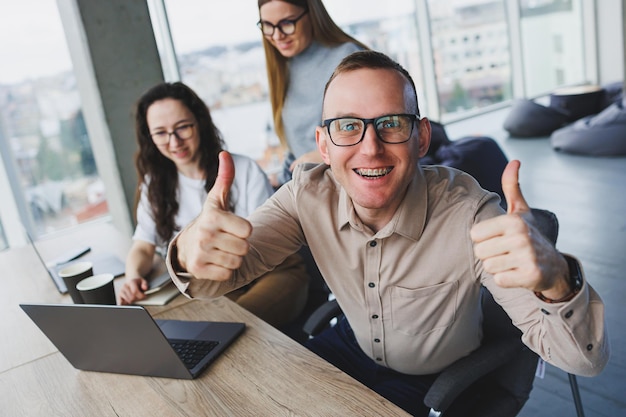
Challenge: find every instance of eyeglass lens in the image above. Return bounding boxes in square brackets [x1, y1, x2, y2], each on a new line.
[151, 124, 194, 144]
[326, 115, 415, 146]
[260, 20, 296, 36]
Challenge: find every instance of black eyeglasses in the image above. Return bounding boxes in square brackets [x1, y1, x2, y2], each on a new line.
[322, 114, 419, 147]
[150, 123, 195, 145]
[257, 10, 308, 37]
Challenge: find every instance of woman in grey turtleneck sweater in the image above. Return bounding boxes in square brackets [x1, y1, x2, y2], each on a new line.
[257, 0, 367, 185]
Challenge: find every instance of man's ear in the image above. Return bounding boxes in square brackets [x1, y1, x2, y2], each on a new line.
[316, 126, 331, 165]
[417, 118, 432, 158]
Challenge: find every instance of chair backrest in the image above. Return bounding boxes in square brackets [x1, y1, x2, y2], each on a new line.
[530, 208, 559, 246]
[468, 208, 560, 416]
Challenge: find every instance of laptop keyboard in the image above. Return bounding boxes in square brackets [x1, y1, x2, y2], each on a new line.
[169, 339, 219, 369]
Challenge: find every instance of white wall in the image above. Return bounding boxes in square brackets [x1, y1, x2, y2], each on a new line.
[596, 0, 624, 84]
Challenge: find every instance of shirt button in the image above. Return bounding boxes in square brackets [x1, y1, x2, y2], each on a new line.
[374, 338, 380, 343]
[587, 344, 593, 351]
[372, 314, 379, 319]
[368, 282, 375, 288]
[369, 241, 377, 247]
[541, 308, 550, 315]
[564, 310, 573, 319]
[376, 357, 382, 362]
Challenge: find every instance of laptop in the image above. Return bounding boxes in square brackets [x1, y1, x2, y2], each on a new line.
[20, 303, 245, 379]
[25, 231, 125, 294]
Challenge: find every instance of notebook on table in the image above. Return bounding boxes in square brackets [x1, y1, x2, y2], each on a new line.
[20, 303, 245, 379]
[26, 231, 125, 294]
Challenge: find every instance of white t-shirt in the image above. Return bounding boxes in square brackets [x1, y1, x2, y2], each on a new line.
[133, 153, 273, 253]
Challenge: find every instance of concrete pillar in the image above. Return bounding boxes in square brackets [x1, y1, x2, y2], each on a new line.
[57, 0, 165, 237]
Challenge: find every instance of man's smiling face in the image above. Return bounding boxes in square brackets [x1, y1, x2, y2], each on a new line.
[316, 67, 431, 229]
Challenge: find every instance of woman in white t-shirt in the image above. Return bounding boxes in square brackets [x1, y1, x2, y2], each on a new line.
[118, 82, 308, 328]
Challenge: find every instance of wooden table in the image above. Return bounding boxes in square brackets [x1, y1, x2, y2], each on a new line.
[0, 221, 409, 416]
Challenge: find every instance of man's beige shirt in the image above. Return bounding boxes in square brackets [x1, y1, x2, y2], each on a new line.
[168, 163, 608, 376]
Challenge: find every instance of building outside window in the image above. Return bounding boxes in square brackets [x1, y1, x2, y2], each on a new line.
[0, 0, 109, 238]
[0, 0, 591, 244]
[157, 0, 425, 178]
[427, 0, 513, 118]
[155, 0, 589, 162]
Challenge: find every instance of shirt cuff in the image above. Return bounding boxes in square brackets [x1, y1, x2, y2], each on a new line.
[165, 232, 193, 295]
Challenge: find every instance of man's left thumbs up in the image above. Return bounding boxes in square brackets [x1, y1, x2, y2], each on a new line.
[501, 160, 530, 215]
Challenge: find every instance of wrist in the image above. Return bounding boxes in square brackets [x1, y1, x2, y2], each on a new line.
[534, 289, 578, 303]
[169, 241, 187, 273]
[534, 254, 583, 303]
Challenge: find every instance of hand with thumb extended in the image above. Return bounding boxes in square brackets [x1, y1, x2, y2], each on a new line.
[471, 160, 565, 293]
[206, 151, 235, 211]
[175, 151, 252, 281]
[501, 159, 530, 215]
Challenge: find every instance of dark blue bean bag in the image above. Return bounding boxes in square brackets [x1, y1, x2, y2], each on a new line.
[422, 124, 508, 204]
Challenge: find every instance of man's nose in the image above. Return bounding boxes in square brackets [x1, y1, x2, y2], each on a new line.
[359, 123, 384, 154]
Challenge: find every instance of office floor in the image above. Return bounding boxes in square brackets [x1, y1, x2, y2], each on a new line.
[445, 109, 626, 417]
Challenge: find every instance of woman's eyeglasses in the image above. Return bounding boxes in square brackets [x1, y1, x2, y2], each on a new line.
[150, 123, 195, 145]
[257, 10, 308, 37]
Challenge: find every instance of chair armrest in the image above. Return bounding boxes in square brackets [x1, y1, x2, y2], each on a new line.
[424, 339, 522, 412]
[302, 299, 341, 337]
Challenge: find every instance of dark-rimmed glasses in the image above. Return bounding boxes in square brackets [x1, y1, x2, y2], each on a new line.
[322, 114, 419, 147]
[257, 10, 308, 37]
[150, 123, 195, 145]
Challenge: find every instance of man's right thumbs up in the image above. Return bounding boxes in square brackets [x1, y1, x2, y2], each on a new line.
[206, 151, 235, 211]
[173, 151, 252, 281]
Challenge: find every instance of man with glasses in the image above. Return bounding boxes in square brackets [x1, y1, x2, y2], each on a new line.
[166, 51, 608, 416]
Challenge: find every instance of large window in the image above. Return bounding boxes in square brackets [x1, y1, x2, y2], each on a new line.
[161, 0, 272, 170]
[0, 0, 109, 238]
[158, 0, 425, 179]
[155, 0, 592, 150]
[427, 0, 512, 119]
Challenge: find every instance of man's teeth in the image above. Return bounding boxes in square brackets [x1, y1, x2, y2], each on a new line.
[355, 168, 391, 178]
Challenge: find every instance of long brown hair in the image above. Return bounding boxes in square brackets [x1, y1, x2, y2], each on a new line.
[134, 82, 226, 244]
[257, 0, 368, 147]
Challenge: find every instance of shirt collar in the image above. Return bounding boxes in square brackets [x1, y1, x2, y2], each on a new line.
[336, 165, 428, 241]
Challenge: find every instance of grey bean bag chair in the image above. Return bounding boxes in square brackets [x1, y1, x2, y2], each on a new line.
[503, 84, 619, 138]
[551, 96, 626, 156]
[503, 99, 571, 137]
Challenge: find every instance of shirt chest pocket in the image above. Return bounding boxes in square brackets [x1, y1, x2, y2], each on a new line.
[390, 280, 459, 336]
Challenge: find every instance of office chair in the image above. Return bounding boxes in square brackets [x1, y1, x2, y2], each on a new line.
[302, 208, 586, 417]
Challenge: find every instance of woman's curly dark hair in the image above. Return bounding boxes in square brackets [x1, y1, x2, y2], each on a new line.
[134, 81, 225, 244]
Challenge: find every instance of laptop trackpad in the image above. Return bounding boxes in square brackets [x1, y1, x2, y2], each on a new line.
[157, 319, 207, 339]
